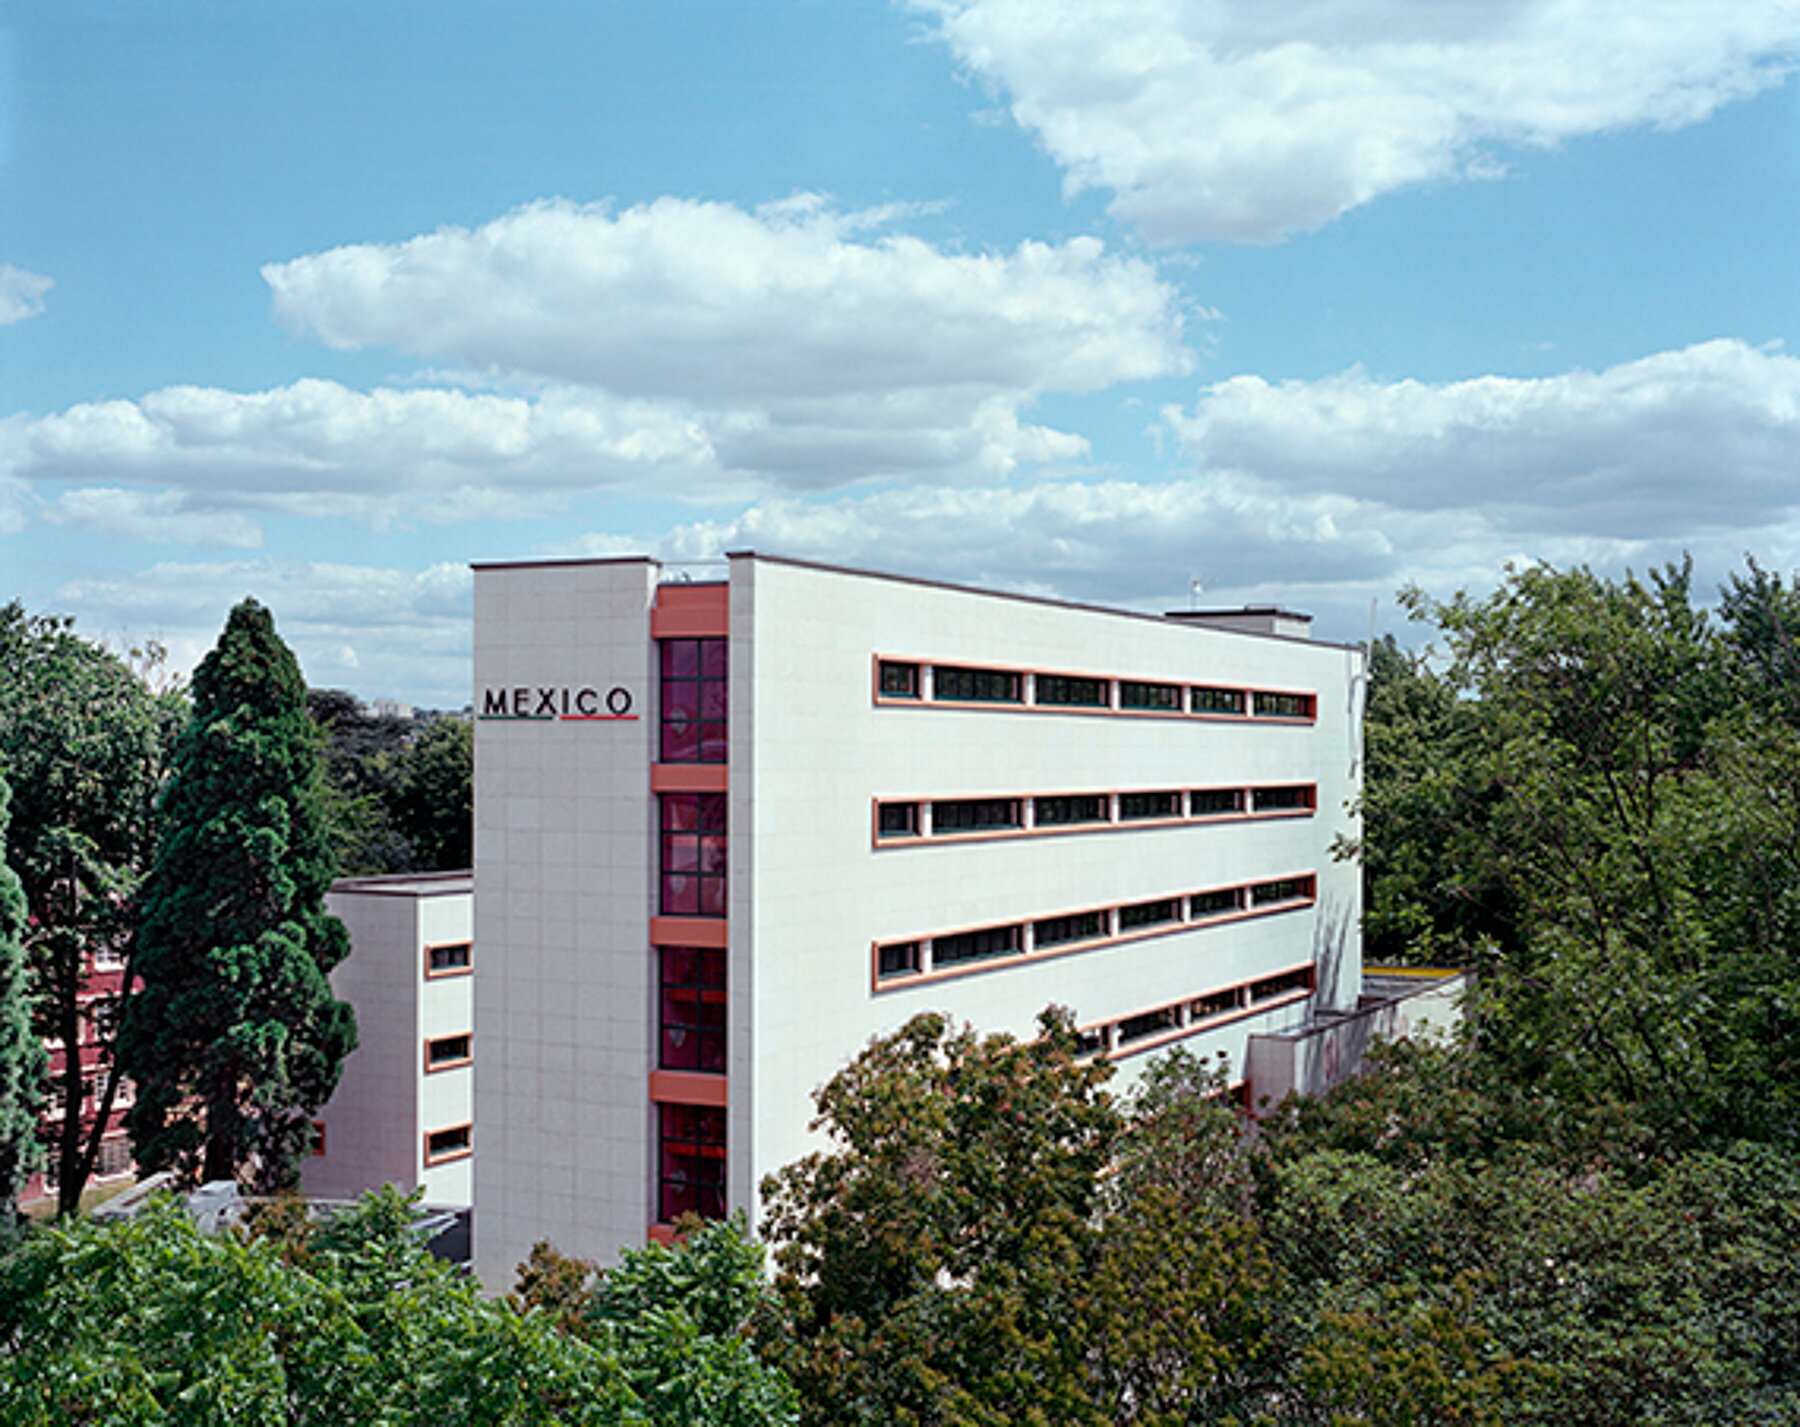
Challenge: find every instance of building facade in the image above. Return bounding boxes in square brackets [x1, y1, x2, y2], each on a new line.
[303, 871, 475, 1210]
[20, 948, 135, 1208]
[470, 553, 1363, 1285]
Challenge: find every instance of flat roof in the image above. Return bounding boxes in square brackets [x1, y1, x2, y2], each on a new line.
[329, 870, 473, 897]
[471, 550, 1356, 651]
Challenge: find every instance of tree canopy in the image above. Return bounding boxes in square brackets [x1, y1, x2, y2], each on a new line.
[0, 602, 183, 1212]
[0, 1189, 642, 1426]
[1361, 560, 1800, 1149]
[309, 690, 472, 875]
[121, 599, 357, 1190]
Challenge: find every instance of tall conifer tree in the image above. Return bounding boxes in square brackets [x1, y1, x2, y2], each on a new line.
[121, 600, 356, 1190]
[0, 771, 45, 1220]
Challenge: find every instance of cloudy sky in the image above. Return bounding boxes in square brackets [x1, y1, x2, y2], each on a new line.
[3, 1, 1797, 706]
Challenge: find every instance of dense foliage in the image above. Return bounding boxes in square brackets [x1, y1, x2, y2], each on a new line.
[1359, 560, 1800, 1149]
[310, 689, 472, 875]
[0, 1189, 642, 1425]
[121, 600, 358, 1190]
[0, 603, 183, 1211]
[760, 1010, 1118, 1426]
[747, 1014, 1800, 1426]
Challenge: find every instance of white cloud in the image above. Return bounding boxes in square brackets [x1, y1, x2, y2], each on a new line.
[35, 328, 1800, 706]
[517, 337, 1800, 638]
[549, 478, 1406, 605]
[1164, 339, 1800, 537]
[1, 378, 730, 536]
[907, 0, 1800, 242]
[54, 558, 475, 707]
[0, 264, 53, 325]
[261, 196, 1187, 484]
[0, 202, 1192, 541]
[42, 488, 265, 548]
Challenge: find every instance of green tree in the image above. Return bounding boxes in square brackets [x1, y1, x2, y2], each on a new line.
[759, 1010, 1119, 1427]
[308, 687, 414, 875]
[120, 599, 357, 1190]
[0, 602, 183, 1213]
[1255, 1091, 1800, 1424]
[1390, 560, 1800, 1147]
[1718, 556, 1800, 722]
[1350, 633, 1514, 965]
[1091, 1052, 1279, 1424]
[587, 1214, 799, 1427]
[0, 1188, 642, 1425]
[0, 771, 44, 1229]
[392, 715, 473, 870]
[308, 693, 471, 874]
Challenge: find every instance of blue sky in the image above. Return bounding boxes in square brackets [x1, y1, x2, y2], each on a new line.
[3, 0, 1797, 706]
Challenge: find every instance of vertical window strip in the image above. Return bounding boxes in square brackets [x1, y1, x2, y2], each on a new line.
[659, 946, 727, 1073]
[658, 1103, 727, 1223]
[659, 637, 728, 763]
[660, 793, 728, 917]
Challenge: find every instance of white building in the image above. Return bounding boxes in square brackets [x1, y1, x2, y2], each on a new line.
[470, 553, 1364, 1287]
[304, 871, 475, 1210]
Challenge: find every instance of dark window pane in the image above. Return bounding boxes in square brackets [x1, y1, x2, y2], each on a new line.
[1034, 795, 1106, 827]
[1253, 691, 1313, 718]
[1190, 788, 1245, 816]
[1251, 876, 1314, 907]
[1191, 686, 1245, 714]
[878, 803, 919, 838]
[932, 924, 1021, 967]
[1033, 911, 1106, 948]
[1119, 791, 1181, 821]
[879, 661, 920, 698]
[661, 720, 700, 762]
[878, 941, 921, 977]
[1116, 1006, 1180, 1044]
[699, 835, 727, 874]
[931, 798, 1020, 833]
[662, 875, 697, 916]
[933, 666, 1022, 703]
[1191, 987, 1242, 1020]
[1118, 899, 1178, 930]
[663, 1026, 698, 1069]
[1035, 674, 1107, 706]
[1119, 680, 1181, 710]
[1191, 888, 1243, 918]
[1251, 967, 1314, 1001]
